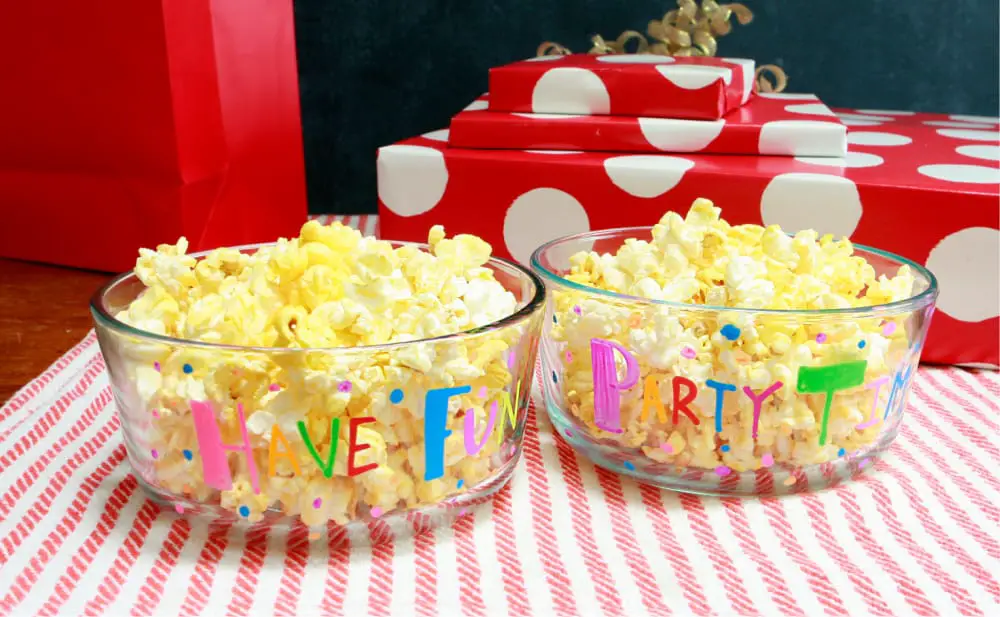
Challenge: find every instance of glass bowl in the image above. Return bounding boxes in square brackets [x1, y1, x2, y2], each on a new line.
[531, 227, 937, 496]
[91, 241, 544, 542]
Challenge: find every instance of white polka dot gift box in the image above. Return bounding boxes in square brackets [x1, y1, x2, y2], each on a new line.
[488, 53, 755, 120]
[450, 92, 847, 157]
[378, 106, 999, 368]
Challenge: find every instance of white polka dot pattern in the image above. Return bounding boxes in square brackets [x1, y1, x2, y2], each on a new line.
[795, 152, 885, 168]
[504, 188, 590, 264]
[758, 120, 847, 156]
[603, 155, 695, 198]
[846, 132, 912, 146]
[376, 145, 448, 217]
[926, 227, 1000, 322]
[655, 65, 732, 89]
[532, 68, 610, 114]
[760, 173, 863, 238]
[917, 164, 1000, 184]
[596, 54, 676, 64]
[936, 129, 1000, 142]
[638, 118, 726, 151]
[785, 103, 837, 117]
[421, 129, 450, 142]
[956, 145, 1000, 161]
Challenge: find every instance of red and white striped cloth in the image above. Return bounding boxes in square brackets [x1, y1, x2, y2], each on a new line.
[1, 215, 999, 617]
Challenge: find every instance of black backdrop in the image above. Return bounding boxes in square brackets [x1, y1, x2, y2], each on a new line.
[292, 0, 1000, 214]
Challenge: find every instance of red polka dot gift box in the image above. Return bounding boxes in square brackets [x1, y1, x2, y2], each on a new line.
[377, 103, 1000, 367]
[488, 53, 755, 121]
[450, 92, 847, 157]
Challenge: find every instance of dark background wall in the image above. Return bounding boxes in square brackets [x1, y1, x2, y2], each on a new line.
[293, 0, 1000, 214]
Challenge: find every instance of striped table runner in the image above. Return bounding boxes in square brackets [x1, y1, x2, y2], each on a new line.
[1, 215, 998, 616]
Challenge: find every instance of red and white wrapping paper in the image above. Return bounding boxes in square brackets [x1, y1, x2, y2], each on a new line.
[3, 288, 1000, 616]
[379, 103, 1000, 367]
[488, 54, 755, 120]
[451, 92, 846, 156]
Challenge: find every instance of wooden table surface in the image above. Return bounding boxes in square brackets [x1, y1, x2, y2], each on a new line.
[0, 258, 112, 403]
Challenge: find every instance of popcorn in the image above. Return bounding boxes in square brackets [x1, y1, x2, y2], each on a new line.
[551, 198, 916, 472]
[116, 220, 528, 526]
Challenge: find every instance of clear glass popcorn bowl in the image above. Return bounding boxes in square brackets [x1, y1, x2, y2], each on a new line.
[91, 241, 544, 543]
[531, 227, 938, 496]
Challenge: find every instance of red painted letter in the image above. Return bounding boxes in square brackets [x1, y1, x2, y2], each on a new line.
[347, 417, 379, 477]
[672, 376, 700, 425]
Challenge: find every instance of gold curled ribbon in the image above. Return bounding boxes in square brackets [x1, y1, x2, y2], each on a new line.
[535, 0, 785, 91]
[755, 64, 788, 93]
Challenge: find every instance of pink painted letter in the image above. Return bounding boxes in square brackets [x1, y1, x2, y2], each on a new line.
[742, 382, 783, 440]
[590, 338, 639, 434]
[464, 405, 498, 456]
[857, 376, 890, 429]
[190, 401, 260, 494]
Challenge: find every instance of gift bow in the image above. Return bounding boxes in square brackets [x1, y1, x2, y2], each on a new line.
[536, 0, 787, 93]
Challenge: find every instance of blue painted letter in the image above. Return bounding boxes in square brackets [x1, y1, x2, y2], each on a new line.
[424, 385, 471, 481]
[705, 379, 737, 433]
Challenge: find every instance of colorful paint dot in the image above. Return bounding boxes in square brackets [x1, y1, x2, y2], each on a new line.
[506, 350, 516, 369]
[720, 444, 731, 453]
[457, 479, 465, 489]
[370, 507, 383, 518]
[338, 380, 353, 393]
[783, 476, 797, 486]
[151, 449, 159, 459]
[478, 386, 488, 398]
[660, 443, 674, 454]
[553, 314, 558, 324]
[182, 449, 193, 461]
[624, 461, 636, 471]
[882, 322, 897, 336]
[714, 465, 732, 477]
[816, 333, 828, 344]
[459, 509, 468, 516]
[309, 532, 321, 541]
[565, 429, 573, 438]
[390, 388, 404, 404]
[858, 340, 867, 349]
[182, 363, 193, 374]
[313, 497, 322, 509]
[238, 505, 250, 518]
[681, 346, 697, 359]
[565, 351, 573, 363]
[838, 448, 846, 457]
[151, 409, 159, 419]
[761, 453, 774, 467]
[551, 371, 558, 384]
[509, 444, 517, 455]
[860, 458, 870, 469]
[268, 383, 281, 392]
[153, 361, 161, 372]
[720, 324, 741, 341]
[573, 305, 582, 315]
[175, 504, 184, 514]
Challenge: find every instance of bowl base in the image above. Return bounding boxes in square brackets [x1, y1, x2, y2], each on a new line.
[134, 451, 520, 547]
[545, 398, 897, 497]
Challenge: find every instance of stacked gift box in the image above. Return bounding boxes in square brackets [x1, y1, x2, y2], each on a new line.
[377, 53, 1000, 367]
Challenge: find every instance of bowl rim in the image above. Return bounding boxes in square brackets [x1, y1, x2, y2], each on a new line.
[90, 240, 547, 353]
[530, 226, 939, 316]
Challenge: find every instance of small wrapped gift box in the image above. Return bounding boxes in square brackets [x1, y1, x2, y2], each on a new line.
[488, 53, 754, 120]
[378, 105, 1000, 367]
[450, 92, 846, 157]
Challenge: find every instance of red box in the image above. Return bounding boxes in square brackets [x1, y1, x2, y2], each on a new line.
[379, 105, 1000, 367]
[451, 92, 846, 157]
[0, 0, 307, 273]
[488, 54, 755, 120]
